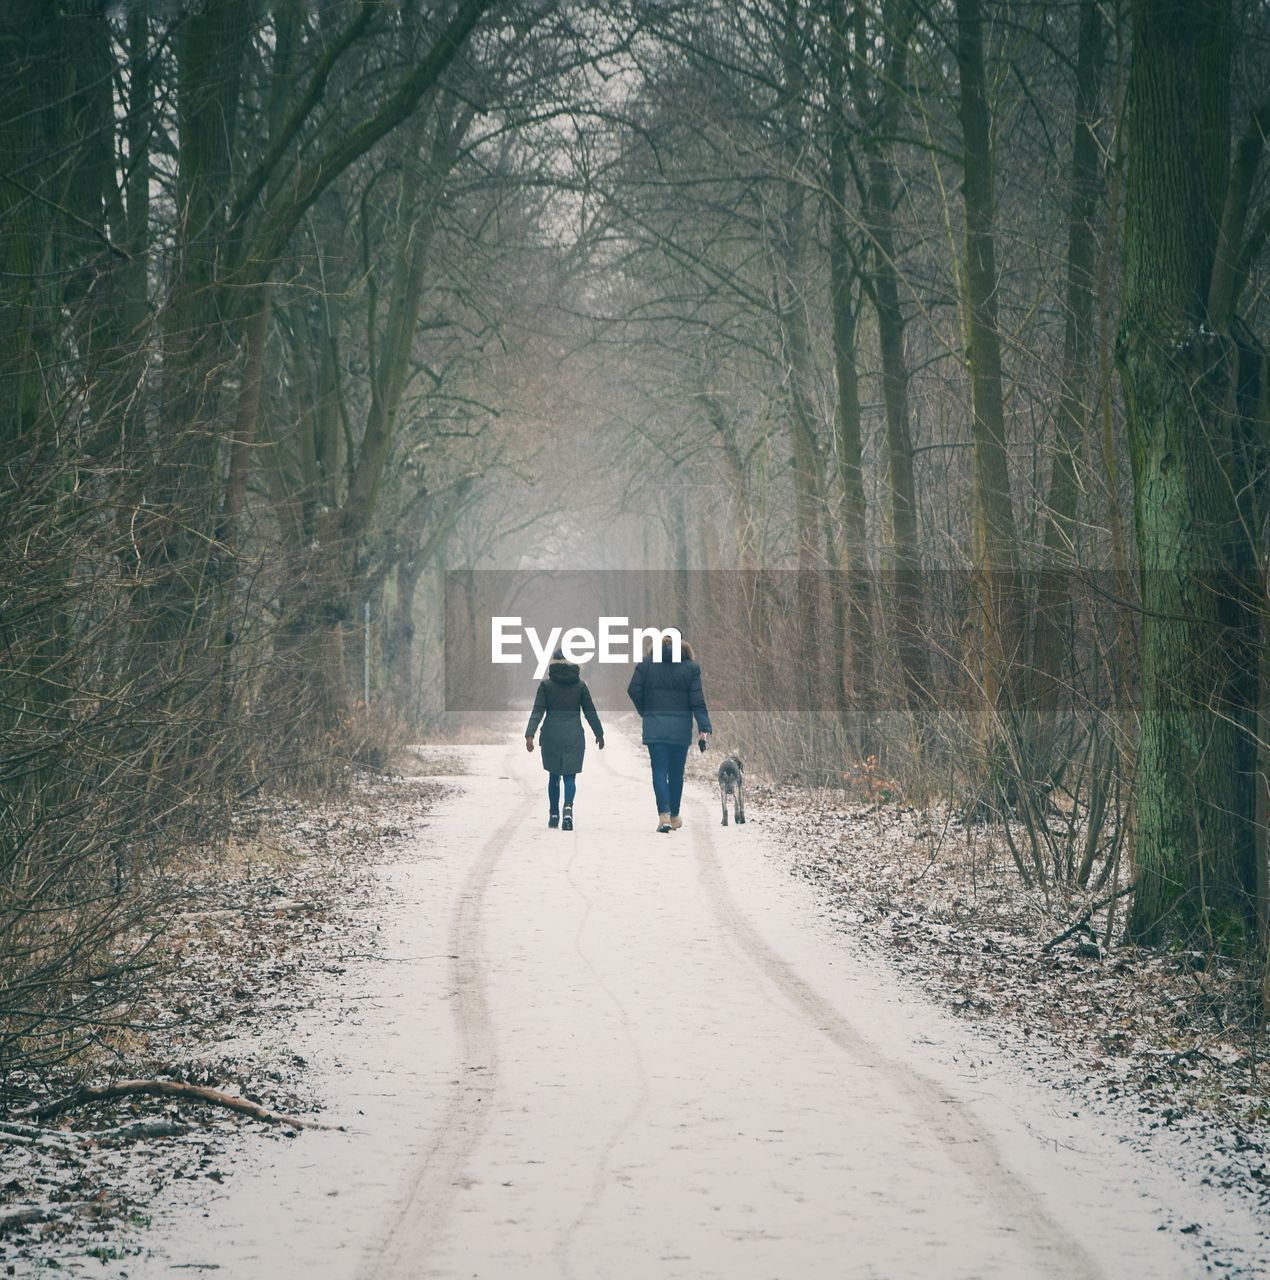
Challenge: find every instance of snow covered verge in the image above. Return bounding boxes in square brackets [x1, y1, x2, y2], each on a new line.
[0, 752, 458, 1276]
[752, 783, 1269, 1254]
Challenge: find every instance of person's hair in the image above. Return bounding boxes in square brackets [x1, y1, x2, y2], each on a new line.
[642, 633, 695, 661]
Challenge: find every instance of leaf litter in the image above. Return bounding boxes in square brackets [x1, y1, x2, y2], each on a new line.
[0, 765, 455, 1277]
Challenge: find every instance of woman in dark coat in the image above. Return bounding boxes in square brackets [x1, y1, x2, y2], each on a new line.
[525, 652, 604, 830]
[627, 636, 711, 833]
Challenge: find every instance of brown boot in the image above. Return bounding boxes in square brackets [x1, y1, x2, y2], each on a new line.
[669, 815, 683, 830]
[656, 813, 672, 833]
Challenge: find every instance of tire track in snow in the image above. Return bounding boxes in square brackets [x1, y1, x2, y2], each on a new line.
[553, 746, 653, 1280]
[609, 733, 1100, 1275]
[365, 743, 533, 1280]
[689, 813, 1105, 1280]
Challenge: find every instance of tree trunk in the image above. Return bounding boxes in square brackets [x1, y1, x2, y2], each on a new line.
[1120, 0, 1257, 949]
[1032, 0, 1103, 720]
[703, 393, 759, 572]
[776, 2, 823, 578]
[954, 0, 1022, 778]
[827, 28, 874, 753]
[858, 1, 930, 723]
[0, 1, 65, 455]
[135, 0, 252, 686]
[776, 0, 826, 737]
[310, 108, 456, 718]
[396, 553, 422, 722]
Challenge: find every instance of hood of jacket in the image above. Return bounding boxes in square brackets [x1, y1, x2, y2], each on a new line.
[641, 636, 695, 662]
[548, 659, 580, 685]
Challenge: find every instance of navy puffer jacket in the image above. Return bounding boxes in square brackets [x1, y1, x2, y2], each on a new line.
[627, 653, 712, 745]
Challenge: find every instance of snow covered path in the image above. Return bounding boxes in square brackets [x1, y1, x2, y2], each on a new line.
[135, 729, 1252, 1279]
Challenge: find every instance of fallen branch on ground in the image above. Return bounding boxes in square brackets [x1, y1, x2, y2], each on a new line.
[13, 1080, 320, 1130]
[0, 1116, 188, 1149]
[0, 1120, 55, 1140]
[0, 1203, 96, 1232]
[0, 1123, 80, 1154]
[1040, 883, 1136, 953]
[92, 1118, 190, 1146]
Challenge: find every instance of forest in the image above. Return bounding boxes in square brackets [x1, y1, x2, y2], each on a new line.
[2, 0, 1269, 1118]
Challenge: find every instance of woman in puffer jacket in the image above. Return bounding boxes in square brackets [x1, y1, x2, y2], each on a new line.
[626, 634, 711, 833]
[525, 651, 604, 830]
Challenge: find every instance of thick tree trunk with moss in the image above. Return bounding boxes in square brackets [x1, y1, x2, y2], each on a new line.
[1120, 0, 1257, 949]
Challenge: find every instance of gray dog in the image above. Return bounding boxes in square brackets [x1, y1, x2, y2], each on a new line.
[718, 755, 745, 826]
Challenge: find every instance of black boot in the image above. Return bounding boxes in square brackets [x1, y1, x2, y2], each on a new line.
[561, 804, 573, 831]
[548, 811, 559, 829]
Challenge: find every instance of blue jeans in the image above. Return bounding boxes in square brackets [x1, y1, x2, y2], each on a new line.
[647, 742, 689, 816]
[548, 773, 576, 812]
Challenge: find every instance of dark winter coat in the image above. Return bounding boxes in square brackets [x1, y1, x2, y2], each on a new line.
[627, 653, 712, 745]
[525, 659, 604, 774]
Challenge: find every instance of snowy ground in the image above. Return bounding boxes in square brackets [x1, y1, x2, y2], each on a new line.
[753, 783, 1269, 1242]
[3, 723, 1267, 1277]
